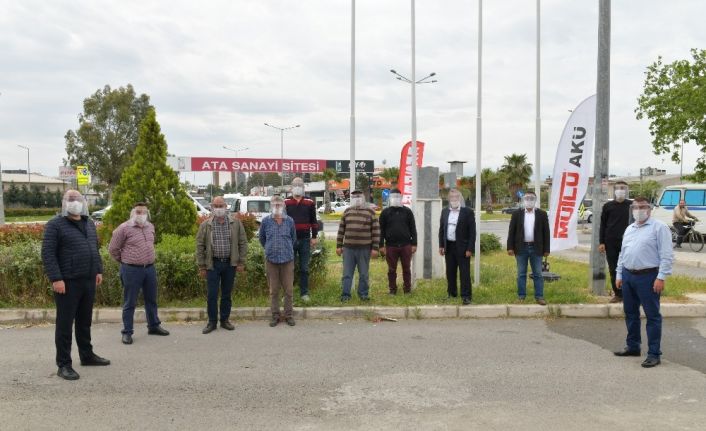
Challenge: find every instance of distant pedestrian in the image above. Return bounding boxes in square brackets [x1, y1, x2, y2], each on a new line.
[284, 177, 318, 303]
[379, 189, 417, 294]
[599, 181, 632, 303]
[259, 195, 297, 327]
[41, 189, 110, 381]
[108, 202, 169, 345]
[438, 189, 475, 305]
[506, 191, 550, 305]
[336, 190, 380, 302]
[614, 197, 673, 368]
[673, 199, 699, 248]
[196, 196, 248, 334]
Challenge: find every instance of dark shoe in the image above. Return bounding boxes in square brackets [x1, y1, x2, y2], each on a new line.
[220, 320, 235, 330]
[674, 244, 682, 248]
[269, 317, 280, 327]
[122, 333, 133, 345]
[148, 325, 170, 336]
[462, 297, 472, 305]
[641, 356, 661, 368]
[536, 298, 547, 306]
[202, 322, 217, 334]
[614, 348, 641, 357]
[446, 295, 457, 301]
[609, 296, 623, 304]
[286, 317, 296, 326]
[57, 366, 80, 380]
[341, 296, 351, 303]
[388, 291, 397, 296]
[80, 354, 110, 366]
[360, 296, 370, 302]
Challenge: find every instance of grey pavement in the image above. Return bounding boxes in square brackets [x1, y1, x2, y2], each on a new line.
[1, 319, 705, 430]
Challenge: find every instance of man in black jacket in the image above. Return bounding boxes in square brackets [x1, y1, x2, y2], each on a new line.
[379, 189, 417, 294]
[438, 189, 476, 305]
[506, 191, 550, 305]
[599, 181, 632, 303]
[41, 190, 110, 381]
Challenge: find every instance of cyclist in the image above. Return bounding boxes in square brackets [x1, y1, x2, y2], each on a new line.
[673, 200, 699, 248]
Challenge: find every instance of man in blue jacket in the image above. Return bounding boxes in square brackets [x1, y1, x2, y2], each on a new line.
[41, 190, 110, 381]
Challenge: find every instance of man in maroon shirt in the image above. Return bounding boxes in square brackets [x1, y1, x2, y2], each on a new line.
[284, 177, 319, 303]
[109, 202, 169, 345]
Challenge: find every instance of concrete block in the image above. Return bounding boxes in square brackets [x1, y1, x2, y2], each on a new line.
[459, 305, 508, 318]
[96, 308, 122, 323]
[558, 304, 609, 318]
[162, 308, 202, 322]
[45, 309, 57, 321]
[290, 307, 305, 319]
[508, 305, 550, 318]
[25, 309, 47, 322]
[370, 306, 408, 319]
[253, 307, 272, 319]
[0, 309, 28, 323]
[607, 304, 625, 318]
[133, 309, 146, 323]
[411, 305, 458, 319]
[661, 303, 706, 317]
[232, 307, 255, 319]
[304, 307, 357, 319]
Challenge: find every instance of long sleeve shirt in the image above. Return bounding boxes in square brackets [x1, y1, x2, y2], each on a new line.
[616, 217, 673, 281]
[673, 206, 699, 223]
[379, 206, 417, 248]
[599, 199, 632, 244]
[108, 220, 156, 265]
[336, 207, 380, 250]
[259, 215, 296, 264]
[284, 197, 319, 239]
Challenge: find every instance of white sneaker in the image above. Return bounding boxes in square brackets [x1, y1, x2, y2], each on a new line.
[301, 295, 311, 303]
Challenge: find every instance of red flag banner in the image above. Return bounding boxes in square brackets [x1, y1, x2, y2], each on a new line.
[397, 141, 425, 206]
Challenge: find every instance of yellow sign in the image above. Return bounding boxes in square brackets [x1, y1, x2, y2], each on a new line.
[76, 165, 90, 186]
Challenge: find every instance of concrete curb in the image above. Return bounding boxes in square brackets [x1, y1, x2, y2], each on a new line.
[2, 303, 705, 325]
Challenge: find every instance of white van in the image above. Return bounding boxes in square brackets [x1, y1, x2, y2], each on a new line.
[187, 193, 211, 217]
[233, 196, 271, 223]
[652, 184, 706, 232]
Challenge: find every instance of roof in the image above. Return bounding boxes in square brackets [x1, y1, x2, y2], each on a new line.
[1, 173, 66, 185]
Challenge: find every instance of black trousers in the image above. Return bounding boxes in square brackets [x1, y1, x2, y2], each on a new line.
[605, 240, 622, 297]
[54, 277, 96, 367]
[674, 222, 689, 246]
[444, 241, 472, 299]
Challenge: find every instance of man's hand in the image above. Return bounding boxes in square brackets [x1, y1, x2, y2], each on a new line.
[465, 250, 472, 258]
[371, 250, 379, 258]
[199, 268, 207, 279]
[336, 248, 343, 256]
[96, 274, 103, 286]
[439, 247, 445, 256]
[379, 247, 386, 257]
[411, 246, 417, 254]
[52, 280, 66, 294]
[653, 278, 665, 294]
[507, 249, 515, 256]
[616, 279, 622, 290]
[236, 264, 245, 273]
[310, 238, 318, 247]
[598, 244, 606, 253]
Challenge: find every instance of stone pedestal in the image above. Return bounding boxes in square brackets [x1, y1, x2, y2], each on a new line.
[413, 167, 444, 279]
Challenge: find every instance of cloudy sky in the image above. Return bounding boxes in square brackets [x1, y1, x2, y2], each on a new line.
[1, 0, 704, 185]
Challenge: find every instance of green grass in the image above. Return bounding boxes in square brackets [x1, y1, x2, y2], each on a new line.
[5, 215, 54, 222]
[480, 212, 511, 221]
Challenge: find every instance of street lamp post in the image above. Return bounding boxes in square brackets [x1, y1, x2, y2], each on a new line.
[223, 145, 249, 192]
[17, 145, 30, 187]
[264, 123, 300, 188]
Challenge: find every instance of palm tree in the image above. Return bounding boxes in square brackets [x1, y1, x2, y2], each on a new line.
[312, 168, 341, 213]
[500, 153, 533, 201]
[379, 167, 400, 188]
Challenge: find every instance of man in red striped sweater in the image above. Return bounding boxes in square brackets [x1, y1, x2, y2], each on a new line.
[284, 177, 319, 303]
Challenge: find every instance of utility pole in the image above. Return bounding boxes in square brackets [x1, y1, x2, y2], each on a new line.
[474, 0, 483, 285]
[0, 163, 5, 225]
[590, 0, 611, 296]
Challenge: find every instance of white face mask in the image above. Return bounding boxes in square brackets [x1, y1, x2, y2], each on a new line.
[134, 214, 148, 225]
[389, 195, 402, 207]
[449, 199, 461, 209]
[351, 196, 364, 208]
[523, 197, 536, 209]
[615, 189, 627, 201]
[292, 186, 304, 197]
[272, 205, 285, 216]
[632, 209, 649, 223]
[66, 201, 83, 215]
[213, 208, 227, 218]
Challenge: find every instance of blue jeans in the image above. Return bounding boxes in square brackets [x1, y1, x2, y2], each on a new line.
[207, 259, 236, 322]
[622, 269, 662, 357]
[515, 244, 544, 299]
[120, 264, 160, 335]
[341, 247, 371, 299]
[294, 238, 311, 297]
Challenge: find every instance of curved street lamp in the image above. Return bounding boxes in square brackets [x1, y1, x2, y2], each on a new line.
[264, 123, 300, 187]
[223, 145, 249, 192]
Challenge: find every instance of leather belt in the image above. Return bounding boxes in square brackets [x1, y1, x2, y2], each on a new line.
[524, 242, 534, 245]
[213, 257, 231, 262]
[626, 267, 658, 275]
[124, 263, 153, 268]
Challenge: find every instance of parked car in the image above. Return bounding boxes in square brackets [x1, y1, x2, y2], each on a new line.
[501, 204, 520, 214]
[233, 196, 272, 223]
[579, 208, 593, 223]
[317, 201, 349, 214]
[188, 194, 211, 217]
[91, 205, 111, 221]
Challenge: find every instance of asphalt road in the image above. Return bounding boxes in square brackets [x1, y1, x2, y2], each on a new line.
[1, 319, 705, 430]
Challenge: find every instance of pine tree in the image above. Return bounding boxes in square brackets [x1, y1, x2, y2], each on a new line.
[104, 108, 197, 241]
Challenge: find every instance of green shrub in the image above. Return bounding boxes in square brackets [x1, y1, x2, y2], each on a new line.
[0, 240, 52, 306]
[480, 233, 502, 254]
[3, 207, 60, 217]
[0, 223, 46, 246]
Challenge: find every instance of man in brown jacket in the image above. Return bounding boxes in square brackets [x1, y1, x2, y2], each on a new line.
[196, 196, 248, 334]
[336, 190, 380, 302]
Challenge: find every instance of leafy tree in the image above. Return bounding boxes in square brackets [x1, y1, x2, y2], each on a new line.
[64, 84, 153, 199]
[379, 167, 400, 188]
[5, 182, 19, 205]
[28, 185, 43, 208]
[103, 108, 197, 241]
[630, 180, 662, 203]
[262, 172, 283, 187]
[500, 153, 533, 201]
[18, 185, 29, 206]
[312, 168, 341, 213]
[636, 49, 706, 178]
[356, 173, 371, 202]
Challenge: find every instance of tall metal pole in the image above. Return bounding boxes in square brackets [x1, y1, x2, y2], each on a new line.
[280, 129, 284, 187]
[0, 162, 5, 225]
[18, 145, 30, 187]
[350, 0, 356, 194]
[590, 0, 611, 296]
[534, 0, 541, 203]
[410, 0, 417, 209]
[474, 0, 483, 285]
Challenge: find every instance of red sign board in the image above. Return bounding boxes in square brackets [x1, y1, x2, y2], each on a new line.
[190, 158, 326, 173]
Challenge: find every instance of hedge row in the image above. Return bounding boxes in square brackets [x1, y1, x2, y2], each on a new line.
[3, 206, 105, 217]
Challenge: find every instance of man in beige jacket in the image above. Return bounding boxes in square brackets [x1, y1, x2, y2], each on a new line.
[673, 199, 699, 248]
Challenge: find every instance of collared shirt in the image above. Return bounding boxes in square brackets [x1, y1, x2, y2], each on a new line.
[447, 209, 460, 241]
[673, 206, 697, 223]
[108, 220, 155, 265]
[616, 217, 674, 281]
[523, 209, 535, 242]
[211, 217, 231, 258]
[259, 215, 296, 264]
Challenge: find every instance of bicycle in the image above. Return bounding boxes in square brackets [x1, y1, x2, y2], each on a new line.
[671, 220, 704, 252]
